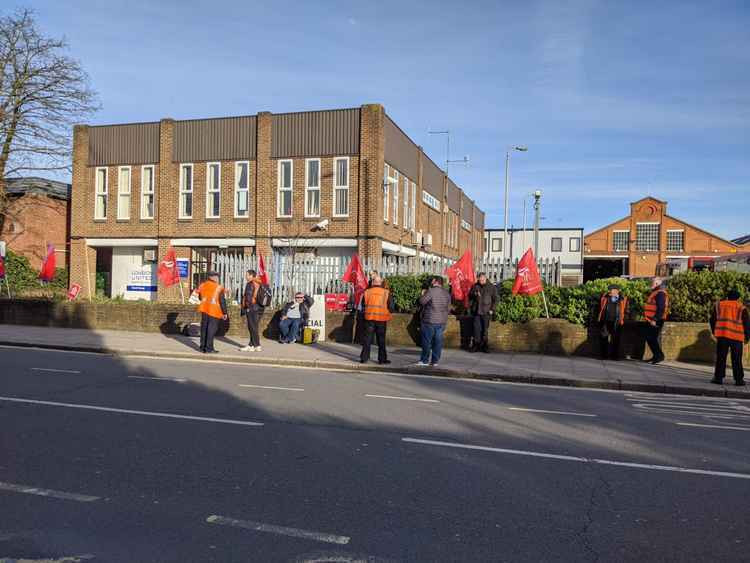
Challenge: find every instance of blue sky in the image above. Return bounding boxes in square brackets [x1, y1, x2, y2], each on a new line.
[22, 0, 750, 239]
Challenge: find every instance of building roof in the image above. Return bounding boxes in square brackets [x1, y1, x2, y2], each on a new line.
[485, 227, 583, 233]
[630, 195, 667, 205]
[5, 177, 71, 200]
[732, 234, 750, 245]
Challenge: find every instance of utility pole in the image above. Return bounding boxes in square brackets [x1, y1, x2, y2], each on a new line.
[533, 190, 542, 258]
[503, 146, 528, 264]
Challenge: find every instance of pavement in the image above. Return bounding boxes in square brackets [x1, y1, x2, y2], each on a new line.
[0, 324, 747, 400]
[0, 345, 749, 561]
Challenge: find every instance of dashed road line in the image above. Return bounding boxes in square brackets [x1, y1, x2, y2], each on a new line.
[507, 407, 597, 417]
[128, 375, 187, 382]
[30, 367, 81, 374]
[364, 394, 440, 403]
[206, 515, 350, 545]
[239, 384, 304, 392]
[0, 480, 99, 502]
[676, 422, 750, 432]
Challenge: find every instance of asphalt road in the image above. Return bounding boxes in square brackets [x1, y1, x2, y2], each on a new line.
[1, 344, 749, 562]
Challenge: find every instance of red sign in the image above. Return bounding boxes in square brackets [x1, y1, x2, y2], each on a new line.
[67, 283, 82, 301]
[512, 248, 543, 296]
[325, 293, 349, 311]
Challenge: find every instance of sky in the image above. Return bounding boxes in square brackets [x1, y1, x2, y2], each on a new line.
[19, 0, 750, 240]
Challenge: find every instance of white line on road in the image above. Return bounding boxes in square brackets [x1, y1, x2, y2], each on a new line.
[507, 407, 597, 417]
[364, 394, 440, 403]
[402, 437, 750, 480]
[128, 375, 187, 383]
[0, 480, 99, 502]
[0, 396, 264, 427]
[238, 384, 304, 392]
[206, 515, 350, 545]
[30, 367, 81, 374]
[676, 422, 750, 432]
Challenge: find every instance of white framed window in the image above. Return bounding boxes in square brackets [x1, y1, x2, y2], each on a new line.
[491, 238, 502, 252]
[305, 158, 321, 218]
[179, 163, 193, 219]
[234, 161, 250, 218]
[383, 164, 389, 222]
[613, 230, 629, 252]
[94, 167, 108, 220]
[551, 237, 562, 252]
[569, 237, 581, 252]
[206, 162, 221, 219]
[636, 223, 660, 251]
[392, 170, 399, 226]
[403, 176, 409, 230]
[667, 229, 684, 252]
[277, 159, 293, 218]
[410, 182, 416, 232]
[117, 166, 131, 220]
[141, 165, 155, 220]
[333, 157, 349, 217]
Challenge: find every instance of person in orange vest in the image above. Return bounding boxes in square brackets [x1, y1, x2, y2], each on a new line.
[644, 277, 669, 364]
[359, 275, 395, 364]
[598, 284, 628, 360]
[709, 289, 749, 386]
[196, 271, 228, 354]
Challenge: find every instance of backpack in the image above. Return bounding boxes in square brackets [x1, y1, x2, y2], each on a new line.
[257, 284, 273, 308]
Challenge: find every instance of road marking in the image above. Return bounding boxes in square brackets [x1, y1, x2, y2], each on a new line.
[402, 437, 750, 480]
[0, 396, 264, 427]
[364, 394, 440, 403]
[676, 422, 750, 432]
[128, 375, 187, 383]
[507, 407, 597, 417]
[30, 367, 81, 374]
[239, 384, 304, 392]
[0, 481, 99, 502]
[206, 515, 350, 545]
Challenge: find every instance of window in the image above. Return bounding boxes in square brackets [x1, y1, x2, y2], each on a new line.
[235, 161, 249, 218]
[410, 182, 416, 232]
[305, 159, 321, 217]
[551, 237, 562, 252]
[141, 165, 154, 219]
[277, 160, 293, 217]
[636, 223, 660, 251]
[569, 237, 581, 252]
[491, 238, 502, 252]
[613, 230, 629, 252]
[392, 170, 399, 225]
[333, 157, 349, 217]
[94, 167, 108, 219]
[179, 164, 193, 219]
[461, 219, 471, 231]
[667, 230, 684, 252]
[117, 166, 131, 220]
[422, 191, 440, 211]
[206, 162, 221, 218]
[383, 164, 389, 221]
[403, 176, 409, 230]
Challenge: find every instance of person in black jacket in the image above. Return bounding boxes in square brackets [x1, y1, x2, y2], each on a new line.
[469, 272, 497, 353]
[278, 292, 314, 343]
[239, 270, 264, 352]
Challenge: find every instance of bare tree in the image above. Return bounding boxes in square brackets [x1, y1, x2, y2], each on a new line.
[0, 8, 99, 231]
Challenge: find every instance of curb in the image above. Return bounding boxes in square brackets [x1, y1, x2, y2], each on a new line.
[3, 340, 748, 400]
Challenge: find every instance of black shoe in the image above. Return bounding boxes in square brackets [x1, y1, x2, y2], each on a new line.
[206, 349, 219, 354]
[481, 347, 490, 354]
[379, 360, 392, 365]
[736, 381, 746, 387]
[710, 378, 723, 385]
[199, 348, 206, 353]
[359, 359, 368, 364]
[651, 356, 665, 365]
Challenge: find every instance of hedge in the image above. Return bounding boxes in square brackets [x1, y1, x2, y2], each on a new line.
[2, 250, 68, 296]
[382, 271, 750, 325]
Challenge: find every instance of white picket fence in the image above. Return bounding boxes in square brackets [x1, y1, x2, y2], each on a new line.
[212, 253, 560, 307]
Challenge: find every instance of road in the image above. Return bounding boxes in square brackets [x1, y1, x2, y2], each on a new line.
[1, 344, 748, 562]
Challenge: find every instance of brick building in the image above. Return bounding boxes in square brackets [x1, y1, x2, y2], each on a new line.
[1, 177, 70, 268]
[70, 104, 485, 300]
[583, 196, 742, 279]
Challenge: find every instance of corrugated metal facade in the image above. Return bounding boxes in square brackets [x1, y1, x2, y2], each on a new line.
[384, 116, 419, 181]
[423, 157, 445, 199]
[271, 109, 360, 158]
[88, 123, 160, 166]
[446, 179, 461, 213]
[173, 116, 257, 162]
[461, 193, 473, 223]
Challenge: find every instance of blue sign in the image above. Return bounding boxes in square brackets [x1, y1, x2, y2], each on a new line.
[177, 259, 189, 279]
[127, 285, 157, 292]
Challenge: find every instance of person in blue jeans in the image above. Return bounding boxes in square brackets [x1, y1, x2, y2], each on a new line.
[278, 292, 313, 343]
[417, 277, 451, 366]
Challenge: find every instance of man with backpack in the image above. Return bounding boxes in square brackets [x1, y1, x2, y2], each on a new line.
[240, 269, 271, 352]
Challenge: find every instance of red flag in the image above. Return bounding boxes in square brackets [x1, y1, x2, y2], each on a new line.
[157, 246, 180, 287]
[512, 248, 543, 295]
[39, 244, 56, 282]
[0, 255, 5, 279]
[445, 250, 476, 305]
[257, 254, 269, 285]
[342, 253, 368, 306]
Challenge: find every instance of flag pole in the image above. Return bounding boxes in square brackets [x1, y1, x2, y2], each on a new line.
[541, 289, 550, 319]
[84, 244, 93, 301]
[178, 279, 186, 304]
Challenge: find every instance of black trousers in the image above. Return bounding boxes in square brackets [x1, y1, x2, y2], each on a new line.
[714, 337, 745, 383]
[600, 321, 622, 360]
[200, 313, 220, 352]
[246, 306, 263, 347]
[472, 314, 491, 350]
[360, 320, 387, 363]
[645, 321, 664, 361]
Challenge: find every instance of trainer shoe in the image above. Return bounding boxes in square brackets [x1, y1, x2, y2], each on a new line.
[255, 346, 263, 352]
[239, 345, 255, 352]
[414, 361, 430, 367]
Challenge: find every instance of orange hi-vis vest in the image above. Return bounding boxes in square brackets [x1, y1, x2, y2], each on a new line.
[714, 300, 746, 342]
[598, 295, 628, 326]
[197, 280, 225, 319]
[644, 289, 669, 322]
[364, 287, 392, 322]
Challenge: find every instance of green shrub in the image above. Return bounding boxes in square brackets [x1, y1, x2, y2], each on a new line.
[2, 250, 67, 296]
[666, 271, 750, 322]
[385, 273, 441, 313]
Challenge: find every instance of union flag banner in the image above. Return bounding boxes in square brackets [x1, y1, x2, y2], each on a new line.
[257, 254, 269, 285]
[445, 251, 476, 305]
[342, 253, 368, 306]
[512, 248, 543, 296]
[157, 246, 180, 287]
[38, 244, 56, 282]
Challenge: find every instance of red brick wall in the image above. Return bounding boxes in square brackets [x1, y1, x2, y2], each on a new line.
[2, 193, 69, 269]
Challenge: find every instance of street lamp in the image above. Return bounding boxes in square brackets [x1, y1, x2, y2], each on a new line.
[503, 145, 528, 263]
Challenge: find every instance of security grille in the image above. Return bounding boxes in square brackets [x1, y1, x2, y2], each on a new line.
[636, 224, 660, 251]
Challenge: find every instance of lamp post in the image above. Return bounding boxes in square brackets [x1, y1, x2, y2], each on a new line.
[503, 146, 528, 263]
